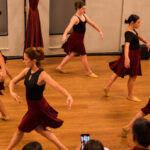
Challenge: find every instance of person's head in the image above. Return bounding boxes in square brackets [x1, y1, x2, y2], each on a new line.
[124, 14, 140, 29]
[74, 1, 86, 14]
[22, 141, 42, 150]
[24, 47, 44, 68]
[132, 118, 150, 148]
[83, 139, 104, 150]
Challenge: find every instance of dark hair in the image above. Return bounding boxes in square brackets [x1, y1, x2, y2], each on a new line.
[124, 14, 140, 24]
[24, 47, 44, 67]
[22, 141, 42, 150]
[74, 0, 85, 11]
[84, 139, 104, 150]
[132, 118, 150, 147]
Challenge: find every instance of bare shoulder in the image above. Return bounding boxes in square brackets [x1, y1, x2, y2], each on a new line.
[22, 67, 30, 75]
[40, 70, 49, 77]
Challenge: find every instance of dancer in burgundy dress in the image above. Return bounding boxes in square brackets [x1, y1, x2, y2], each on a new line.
[56, 0, 103, 78]
[6, 47, 73, 150]
[24, 0, 43, 49]
[104, 14, 150, 101]
[121, 98, 150, 138]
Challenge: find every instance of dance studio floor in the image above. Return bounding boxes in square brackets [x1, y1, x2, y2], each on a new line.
[0, 56, 150, 150]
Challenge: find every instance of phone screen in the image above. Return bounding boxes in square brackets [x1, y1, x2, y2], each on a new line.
[81, 134, 90, 150]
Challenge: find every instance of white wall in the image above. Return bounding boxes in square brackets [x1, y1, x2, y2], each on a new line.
[0, 0, 150, 56]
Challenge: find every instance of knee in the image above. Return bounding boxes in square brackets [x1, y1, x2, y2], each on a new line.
[130, 76, 137, 81]
[35, 126, 43, 133]
[16, 129, 24, 135]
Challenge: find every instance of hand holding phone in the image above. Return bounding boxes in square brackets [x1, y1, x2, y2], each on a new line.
[81, 134, 90, 150]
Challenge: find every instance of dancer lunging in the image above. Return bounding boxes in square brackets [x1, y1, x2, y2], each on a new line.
[56, 0, 103, 78]
[6, 47, 73, 150]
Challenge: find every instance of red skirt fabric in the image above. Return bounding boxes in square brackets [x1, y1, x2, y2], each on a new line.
[62, 32, 86, 55]
[109, 49, 142, 78]
[141, 99, 150, 115]
[18, 97, 63, 132]
[24, 0, 43, 49]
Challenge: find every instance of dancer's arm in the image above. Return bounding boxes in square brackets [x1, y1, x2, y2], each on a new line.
[124, 42, 130, 68]
[41, 71, 73, 110]
[84, 14, 103, 39]
[0, 52, 6, 81]
[138, 34, 150, 51]
[9, 68, 29, 104]
[62, 16, 78, 43]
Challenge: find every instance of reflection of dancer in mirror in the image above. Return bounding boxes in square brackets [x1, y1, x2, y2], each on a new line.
[56, 0, 103, 78]
[0, 51, 12, 121]
[122, 98, 150, 138]
[104, 14, 150, 101]
[6, 47, 73, 150]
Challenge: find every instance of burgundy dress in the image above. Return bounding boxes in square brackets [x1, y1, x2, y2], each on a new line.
[24, 0, 43, 49]
[18, 69, 63, 132]
[109, 30, 142, 78]
[141, 99, 150, 115]
[62, 15, 86, 55]
[131, 146, 149, 150]
[0, 51, 7, 95]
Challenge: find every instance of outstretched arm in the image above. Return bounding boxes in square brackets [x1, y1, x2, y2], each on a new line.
[0, 52, 6, 81]
[62, 16, 77, 43]
[9, 68, 29, 104]
[41, 71, 73, 109]
[138, 34, 150, 51]
[84, 14, 103, 39]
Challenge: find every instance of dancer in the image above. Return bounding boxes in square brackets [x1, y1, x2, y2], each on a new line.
[6, 47, 73, 150]
[104, 14, 150, 101]
[121, 98, 150, 138]
[56, 0, 103, 77]
[0, 51, 12, 121]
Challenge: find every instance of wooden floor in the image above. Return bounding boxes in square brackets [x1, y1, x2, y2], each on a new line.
[0, 56, 150, 150]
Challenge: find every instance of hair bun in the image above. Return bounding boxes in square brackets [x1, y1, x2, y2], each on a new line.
[124, 19, 129, 24]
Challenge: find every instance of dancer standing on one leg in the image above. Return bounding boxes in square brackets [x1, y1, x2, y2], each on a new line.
[104, 14, 150, 101]
[6, 47, 73, 150]
[56, 0, 103, 78]
[121, 98, 150, 138]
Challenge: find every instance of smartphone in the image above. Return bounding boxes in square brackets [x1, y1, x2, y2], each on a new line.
[81, 134, 90, 150]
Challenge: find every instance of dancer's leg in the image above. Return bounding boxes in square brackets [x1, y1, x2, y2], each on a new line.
[6, 129, 24, 150]
[57, 52, 76, 70]
[80, 55, 92, 74]
[125, 111, 145, 131]
[121, 111, 145, 138]
[104, 73, 118, 96]
[128, 76, 137, 98]
[35, 125, 67, 150]
[105, 73, 118, 90]
[0, 99, 7, 117]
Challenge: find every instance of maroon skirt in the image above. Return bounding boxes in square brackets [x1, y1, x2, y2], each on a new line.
[141, 99, 150, 115]
[109, 49, 142, 78]
[18, 97, 63, 132]
[62, 32, 86, 55]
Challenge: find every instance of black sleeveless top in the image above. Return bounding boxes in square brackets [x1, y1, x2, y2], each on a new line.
[125, 30, 140, 50]
[24, 68, 46, 100]
[73, 15, 86, 33]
